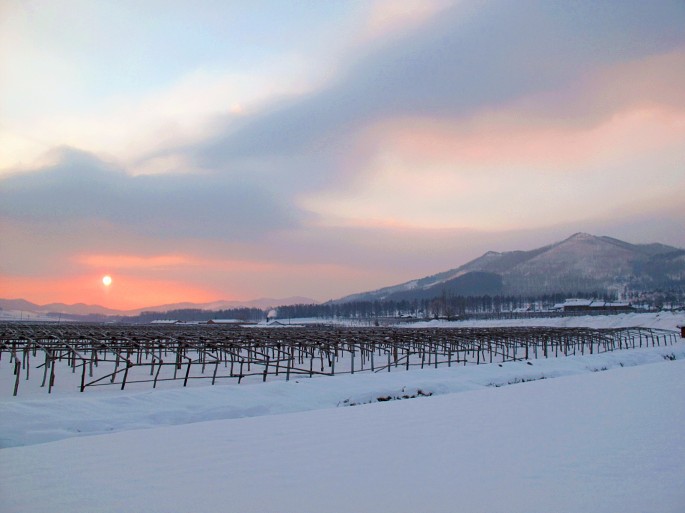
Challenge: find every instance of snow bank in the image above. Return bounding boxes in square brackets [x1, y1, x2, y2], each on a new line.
[405, 310, 684, 330]
[2, 343, 683, 448]
[1, 357, 683, 513]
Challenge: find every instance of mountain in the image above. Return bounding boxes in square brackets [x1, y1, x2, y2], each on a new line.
[0, 299, 121, 316]
[0, 296, 318, 317]
[337, 233, 685, 302]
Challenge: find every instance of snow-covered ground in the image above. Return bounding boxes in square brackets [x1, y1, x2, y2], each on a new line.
[1, 312, 684, 512]
[404, 310, 684, 330]
[1, 343, 683, 449]
[263, 310, 684, 330]
[0, 309, 61, 322]
[2, 353, 684, 513]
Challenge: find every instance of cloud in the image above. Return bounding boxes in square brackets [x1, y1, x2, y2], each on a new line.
[360, 0, 454, 43]
[191, 0, 685, 173]
[75, 253, 198, 270]
[0, 147, 305, 241]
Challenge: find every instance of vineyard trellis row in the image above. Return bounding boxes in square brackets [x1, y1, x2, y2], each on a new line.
[0, 323, 679, 396]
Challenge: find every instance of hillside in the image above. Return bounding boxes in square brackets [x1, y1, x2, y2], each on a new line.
[0, 296, 317, 318]
[338, 233, 685, 302]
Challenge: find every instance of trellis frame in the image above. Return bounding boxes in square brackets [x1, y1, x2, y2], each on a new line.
[1, 322, 678, 396]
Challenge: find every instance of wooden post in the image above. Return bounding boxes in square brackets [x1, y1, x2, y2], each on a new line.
[13, 359, 20, 396]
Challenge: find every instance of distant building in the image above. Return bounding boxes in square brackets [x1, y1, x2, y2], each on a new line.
[552, 299, 632, 312]
[266, 320, 287, 326]
[264, 320, 304, 327]
[206, 319, 243, 325]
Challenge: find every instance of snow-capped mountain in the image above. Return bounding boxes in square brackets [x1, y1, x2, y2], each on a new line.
[337, 233, 685, 302]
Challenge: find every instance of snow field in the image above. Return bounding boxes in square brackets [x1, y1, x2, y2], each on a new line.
[405, 310, 683, 330]
[2, 343, 683, 449]
[1, 357, 684, 513]
[1, 312, 683, 512]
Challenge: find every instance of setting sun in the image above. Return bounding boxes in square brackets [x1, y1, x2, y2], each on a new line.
[102, 275, 113, 287]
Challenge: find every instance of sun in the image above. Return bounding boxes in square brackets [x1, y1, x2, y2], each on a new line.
[102, 275, 113, 287]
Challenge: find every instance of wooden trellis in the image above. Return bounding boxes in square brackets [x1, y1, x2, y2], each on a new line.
[0, 323, 679, 396]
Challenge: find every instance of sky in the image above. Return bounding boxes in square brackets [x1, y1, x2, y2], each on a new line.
[1, 0, 684, 310]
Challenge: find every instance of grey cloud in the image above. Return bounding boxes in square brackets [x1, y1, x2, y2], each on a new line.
[0, 147, 305, 241]
[195, 0, 685, 167]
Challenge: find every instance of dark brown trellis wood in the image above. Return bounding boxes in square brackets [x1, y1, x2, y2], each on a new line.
[0, 322, 679, 396]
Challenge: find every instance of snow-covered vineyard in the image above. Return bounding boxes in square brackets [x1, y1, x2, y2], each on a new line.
[0, 322, 679, 396]
[2, 312, 684, 512]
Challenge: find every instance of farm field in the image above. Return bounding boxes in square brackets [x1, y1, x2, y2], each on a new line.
[1, 312, 684, 512]
[1, 312, 681, 398]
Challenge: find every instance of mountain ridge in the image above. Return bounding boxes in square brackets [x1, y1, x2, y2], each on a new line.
[0, 296, 318, 317]
[336, 233, 685, 303]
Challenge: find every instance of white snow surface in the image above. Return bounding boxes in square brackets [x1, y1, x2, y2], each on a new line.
[403, 310, 684, 330]
[2, 355, 684, 513]
[1, 343, 683, 449]
[1, 312, 684, 512]
[260, 310, 683, 330]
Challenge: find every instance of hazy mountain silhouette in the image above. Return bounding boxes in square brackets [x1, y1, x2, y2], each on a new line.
[337, 233, 685, 302]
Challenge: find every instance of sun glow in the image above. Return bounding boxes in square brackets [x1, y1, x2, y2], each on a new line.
[102, 275, 113, 287]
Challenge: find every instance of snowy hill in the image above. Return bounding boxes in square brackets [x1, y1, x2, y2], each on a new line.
[337, 233, 685, 302]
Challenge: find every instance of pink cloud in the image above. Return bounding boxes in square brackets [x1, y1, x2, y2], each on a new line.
[365, 105, 684, 171]
[75, 253, 198, 270]
[360, 0, 454, 43]
[355, 46, 685, 172]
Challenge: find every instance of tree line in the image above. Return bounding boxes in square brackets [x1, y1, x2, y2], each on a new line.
[51, 288, 683, 325]
[275, 291, 617, 321]
[133, 308, 266, 323]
